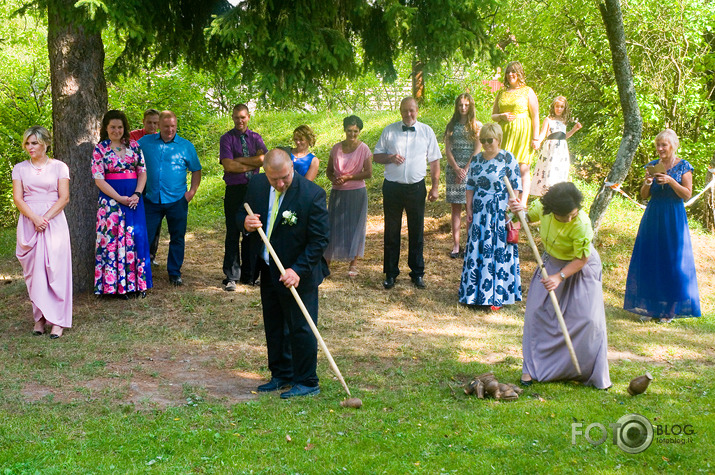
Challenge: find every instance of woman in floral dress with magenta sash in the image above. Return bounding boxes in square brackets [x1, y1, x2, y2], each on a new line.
[92, 110, 152, 297]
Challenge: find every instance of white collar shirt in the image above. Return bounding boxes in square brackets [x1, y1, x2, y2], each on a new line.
[373, 120, 442, 184]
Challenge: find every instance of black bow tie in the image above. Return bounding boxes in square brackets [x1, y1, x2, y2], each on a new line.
[402, 125, 415, 132]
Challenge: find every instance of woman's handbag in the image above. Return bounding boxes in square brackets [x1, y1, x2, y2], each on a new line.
[506, 220, 520, 244]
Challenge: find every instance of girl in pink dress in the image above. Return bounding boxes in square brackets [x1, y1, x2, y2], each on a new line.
[12, 126, 72, 338]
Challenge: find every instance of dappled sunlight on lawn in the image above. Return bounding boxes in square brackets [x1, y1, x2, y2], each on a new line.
[0, 175, 714, 410]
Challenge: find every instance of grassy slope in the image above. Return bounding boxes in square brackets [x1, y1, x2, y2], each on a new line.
[0, 108, 712, 474]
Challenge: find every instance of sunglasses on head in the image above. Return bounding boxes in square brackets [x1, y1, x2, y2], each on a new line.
[479, 138, 495, 144]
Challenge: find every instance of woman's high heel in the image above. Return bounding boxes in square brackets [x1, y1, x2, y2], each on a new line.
[32, 317, 46, 336]
[49, 325, 63, 339]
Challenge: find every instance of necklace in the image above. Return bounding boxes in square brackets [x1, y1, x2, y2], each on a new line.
[543, 215, 567, 253]
[30, 156, 50, 173]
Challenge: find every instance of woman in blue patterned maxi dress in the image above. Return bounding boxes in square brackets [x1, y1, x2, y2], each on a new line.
[459, 123, 522, 308]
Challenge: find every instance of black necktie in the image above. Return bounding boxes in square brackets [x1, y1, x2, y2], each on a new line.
[402, 125, 415, 132]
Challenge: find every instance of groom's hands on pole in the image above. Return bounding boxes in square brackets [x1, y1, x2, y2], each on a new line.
[244, 213, 261, 232]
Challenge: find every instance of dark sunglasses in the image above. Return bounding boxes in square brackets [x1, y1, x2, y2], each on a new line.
[479, 138, 495, 144]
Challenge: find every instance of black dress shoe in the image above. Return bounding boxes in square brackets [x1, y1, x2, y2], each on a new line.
[411, 276, 426, 289]
[257, 377, 292, 392]
[169, 276, 183, 286]
[383, 276, 396, 289]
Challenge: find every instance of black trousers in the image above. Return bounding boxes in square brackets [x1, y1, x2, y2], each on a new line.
[382, 179, 426, 279]
[223, 184, 253, 282]
[259, 261, 319, 387]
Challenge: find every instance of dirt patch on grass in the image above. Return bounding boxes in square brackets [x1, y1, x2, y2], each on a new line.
[3, 198, 714, 411]
[21, 350, 263, 409]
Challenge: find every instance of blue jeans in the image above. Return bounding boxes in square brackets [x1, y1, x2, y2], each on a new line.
[144, 197, 189, 278]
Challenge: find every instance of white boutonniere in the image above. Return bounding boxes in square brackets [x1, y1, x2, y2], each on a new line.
[282, 210, 297, 226]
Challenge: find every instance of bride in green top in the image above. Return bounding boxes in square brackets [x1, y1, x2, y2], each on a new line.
[508, 182, 611, 389]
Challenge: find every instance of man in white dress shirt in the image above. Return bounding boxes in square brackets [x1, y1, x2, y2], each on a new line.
[373, 97, 441, 289]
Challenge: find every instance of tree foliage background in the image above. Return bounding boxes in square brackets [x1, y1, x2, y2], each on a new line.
[1, 0, 715, 228]
[491, 0, 715, 196]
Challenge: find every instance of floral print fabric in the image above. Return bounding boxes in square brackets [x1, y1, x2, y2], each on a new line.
[458, 150, 522, 306]
[93, 139, 152, 295]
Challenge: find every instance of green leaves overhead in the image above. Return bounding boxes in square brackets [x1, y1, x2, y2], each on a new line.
[62, 0, 496, 93]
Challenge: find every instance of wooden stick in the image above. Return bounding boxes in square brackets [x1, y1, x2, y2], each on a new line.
[243, 203, 352, 396]
[501, 176, 582, 375]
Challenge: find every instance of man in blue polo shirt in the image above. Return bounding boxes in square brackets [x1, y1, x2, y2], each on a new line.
[139, 110, 202, 286]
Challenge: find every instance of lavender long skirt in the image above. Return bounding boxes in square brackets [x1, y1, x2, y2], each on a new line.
[522, 247, 611, 389]
[324, 187, 367, 261]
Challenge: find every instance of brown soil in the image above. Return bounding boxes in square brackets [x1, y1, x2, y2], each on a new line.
[3, 200, 714, 409]
[21, 351, 262, 409]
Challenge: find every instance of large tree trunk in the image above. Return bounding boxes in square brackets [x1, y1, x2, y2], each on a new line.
[589, 0, 642, 235]
[47, 0, 107, 293]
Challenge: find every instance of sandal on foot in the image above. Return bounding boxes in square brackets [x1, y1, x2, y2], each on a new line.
[348, 266, 359, 277]
[33, 318, 46, 336]
[50, 326, 63, 339]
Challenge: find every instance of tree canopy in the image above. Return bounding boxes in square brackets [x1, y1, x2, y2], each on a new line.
[62, 0, 500, 94]
[19, 0, 502, 292]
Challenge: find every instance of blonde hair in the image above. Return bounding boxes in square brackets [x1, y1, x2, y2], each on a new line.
[549, 96, 572, 123]
[480, 122, 503, 143]
[655, 128, 679, 151]
[293, 125, 316, 147]
[23, 126, 52, 154]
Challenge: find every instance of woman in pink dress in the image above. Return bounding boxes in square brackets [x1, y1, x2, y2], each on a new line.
[325, 115, 373, 276]
[12, 126, 72, 339]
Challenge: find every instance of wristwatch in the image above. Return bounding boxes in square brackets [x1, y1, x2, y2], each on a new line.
[559, 272, 566, 280]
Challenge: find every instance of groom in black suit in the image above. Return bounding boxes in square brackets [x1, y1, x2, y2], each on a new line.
[240, 149, 329, 399]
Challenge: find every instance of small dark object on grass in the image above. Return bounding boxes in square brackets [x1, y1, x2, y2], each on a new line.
[627, 371, 653, 395]
[340, 397, 363, 409]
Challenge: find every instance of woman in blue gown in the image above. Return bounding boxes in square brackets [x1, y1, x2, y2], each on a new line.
[623, 129, 700, 322]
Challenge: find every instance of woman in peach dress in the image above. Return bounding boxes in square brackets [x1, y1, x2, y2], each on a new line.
[12, 126, 72, 339]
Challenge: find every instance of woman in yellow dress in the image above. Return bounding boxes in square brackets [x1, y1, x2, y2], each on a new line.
[491, 61, 539, 207]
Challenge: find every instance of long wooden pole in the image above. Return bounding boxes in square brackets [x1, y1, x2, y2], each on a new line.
[502, 177, 581, 375]
[243, 203, 352, 396]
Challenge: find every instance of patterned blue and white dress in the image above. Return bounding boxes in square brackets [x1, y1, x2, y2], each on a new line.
[458, 150, 522, 306]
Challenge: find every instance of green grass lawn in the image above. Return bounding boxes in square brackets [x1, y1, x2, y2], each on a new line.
[0, 108, 713, 473]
